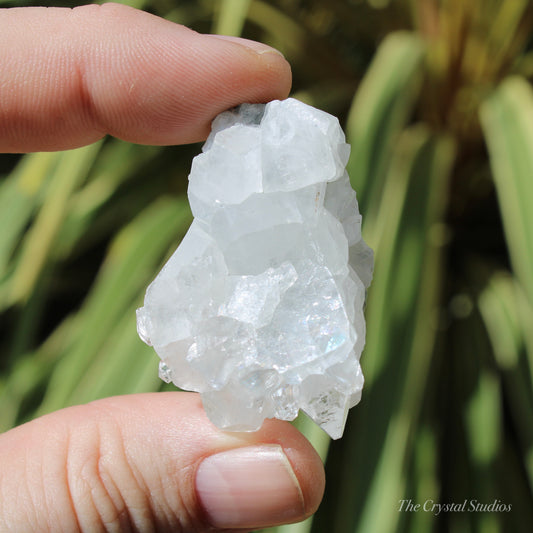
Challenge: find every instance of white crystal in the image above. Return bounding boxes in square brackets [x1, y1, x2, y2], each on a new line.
[137, 98, 373, 439]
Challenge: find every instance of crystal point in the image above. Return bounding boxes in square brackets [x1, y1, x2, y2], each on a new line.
[137, 98, 373, 439]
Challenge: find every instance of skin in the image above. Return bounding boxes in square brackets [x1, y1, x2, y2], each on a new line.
[0, 3, 325, 532]
[0, 3, 292, 151]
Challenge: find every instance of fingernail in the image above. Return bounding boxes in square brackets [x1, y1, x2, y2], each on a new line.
[208, 34, 285, 57]
[196, 444, 305, 528]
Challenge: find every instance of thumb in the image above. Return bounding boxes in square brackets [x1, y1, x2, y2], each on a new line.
[0, 392, 324, 532]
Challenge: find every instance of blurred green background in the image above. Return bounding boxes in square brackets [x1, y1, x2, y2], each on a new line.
[1, 0, 533, 532]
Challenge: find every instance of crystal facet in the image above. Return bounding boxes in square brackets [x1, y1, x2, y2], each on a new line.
[137, 98, 373, 439]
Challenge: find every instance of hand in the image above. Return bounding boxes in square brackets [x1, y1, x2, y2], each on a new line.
[0, 2, 291, 152]
[0, 4, 324, 532]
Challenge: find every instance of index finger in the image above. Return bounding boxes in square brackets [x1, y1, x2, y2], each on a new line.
[0, 3, 292, 152]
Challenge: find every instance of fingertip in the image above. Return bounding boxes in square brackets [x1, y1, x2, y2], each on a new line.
[207, 34, 287, 58]
[163, 32, 292, 144]
[0, 4, 293, 151]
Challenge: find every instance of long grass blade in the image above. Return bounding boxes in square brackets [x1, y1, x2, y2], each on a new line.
[36, 197, 191, 415]
[479, 274, 533, 492]
[480, 76, 533, 307]
[345, 32, 424, 216]
[0, 152, 58, 285]
[213, 0, 250, 36]
[7, 143, 102, 305]
[329, 127, 454, 533]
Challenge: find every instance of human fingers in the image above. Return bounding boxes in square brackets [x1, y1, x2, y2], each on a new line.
[0, 392, 324, 531]
[0, 3, 291, 152]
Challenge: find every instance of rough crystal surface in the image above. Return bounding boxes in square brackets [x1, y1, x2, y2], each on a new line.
[137, 98, 373, 439]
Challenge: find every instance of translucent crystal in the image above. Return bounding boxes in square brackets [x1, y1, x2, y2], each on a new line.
[137, 98, 373, 439]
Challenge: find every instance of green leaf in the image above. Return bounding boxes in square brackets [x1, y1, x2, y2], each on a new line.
[345, 32, 424, 216]
[67, 298, 160, 404]
[6, 143, 102, 305]
[0, 152, 58, 283]
[446, 306, 505, 533]
[480, 76, 533, 307]
[56, 140, 161, 258]
[0, 315, 79, 431]
[213, 0, 250, 36]
[479, 273, 533, 491]
[410, 426, 438, 533]
[465, 371, 501, 465]
[330, 127, 455, 533]
[36, 197, 191, 415]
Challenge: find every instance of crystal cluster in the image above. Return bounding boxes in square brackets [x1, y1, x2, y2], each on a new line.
[136, 98, 373, 439]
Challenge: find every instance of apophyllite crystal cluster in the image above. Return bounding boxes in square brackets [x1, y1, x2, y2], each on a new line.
[136, 98, 373, 439]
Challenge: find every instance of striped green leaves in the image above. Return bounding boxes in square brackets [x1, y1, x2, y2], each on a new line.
[346, 32, 424, 217]
[338, 129, 455, 533]
[0, 138, 190, 430]
[479, 80, 533, 505]
[481, 77, 533, 306]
